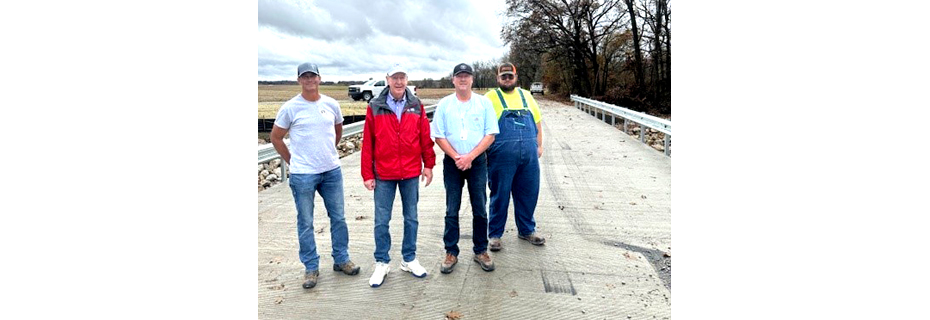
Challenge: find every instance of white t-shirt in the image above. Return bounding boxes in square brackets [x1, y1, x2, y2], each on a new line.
[273, 94, 344, 174]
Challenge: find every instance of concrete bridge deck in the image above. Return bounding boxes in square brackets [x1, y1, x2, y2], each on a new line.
[257, 99, 671, 319]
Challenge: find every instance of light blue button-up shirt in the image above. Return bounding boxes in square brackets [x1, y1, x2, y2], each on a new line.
[385, 92, 406, 122]
[431, 92, 499, 155]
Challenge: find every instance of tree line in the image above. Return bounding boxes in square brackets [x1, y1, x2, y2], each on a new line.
[500, 0, 671, 115]
[257, 80, 366, 86]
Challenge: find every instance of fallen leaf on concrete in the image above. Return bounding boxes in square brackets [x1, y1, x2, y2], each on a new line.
[623, 252, 636, 260]
[445, 310, 463, 320]
[355, 215, 366, 220]
[629, 202, 637, 205]
[641, 195, 647, 199]
[316, 227, 324, 234]
[558, 205, 565, 210]
[510, 290, 518, 297]
[274, 297, 283, 304]
[268, 283, 284, 290]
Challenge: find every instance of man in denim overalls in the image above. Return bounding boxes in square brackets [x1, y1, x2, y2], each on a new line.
[484, 62, 546, 252]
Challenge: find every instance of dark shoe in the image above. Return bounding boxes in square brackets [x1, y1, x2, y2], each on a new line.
[473, 252, 495, 272]
[518, 233, 546, 246]
[302, 270, 319, 289]
[333, 261, 360, 275]
[440, 253, 458, 274]
[489, 238, 502, 252]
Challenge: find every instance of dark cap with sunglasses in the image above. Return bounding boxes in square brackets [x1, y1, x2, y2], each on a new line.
[497, 62, 517, 76]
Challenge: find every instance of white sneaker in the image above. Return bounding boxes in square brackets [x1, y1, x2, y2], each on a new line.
[400, 259, 428, 278]
[369, 262, 390, 287]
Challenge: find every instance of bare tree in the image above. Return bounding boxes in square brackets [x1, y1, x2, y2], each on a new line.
[623, 0, 645, 89]
[503, 0, 669, 113]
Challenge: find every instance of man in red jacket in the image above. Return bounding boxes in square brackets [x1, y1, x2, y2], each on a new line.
[361, 62, 436, 287]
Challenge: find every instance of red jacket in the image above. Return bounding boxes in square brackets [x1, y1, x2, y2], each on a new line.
[361, 89, 435, 181]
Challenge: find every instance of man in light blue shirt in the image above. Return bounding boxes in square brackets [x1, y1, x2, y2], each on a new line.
[431, 63, 499, 274]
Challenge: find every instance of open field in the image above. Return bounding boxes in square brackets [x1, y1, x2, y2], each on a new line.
[258, 85, 490, 119]
[258, 101, 369, 119]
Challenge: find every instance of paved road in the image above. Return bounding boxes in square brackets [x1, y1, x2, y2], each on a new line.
[257, 99, 671, 319]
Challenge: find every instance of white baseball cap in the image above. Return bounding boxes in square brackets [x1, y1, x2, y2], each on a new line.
[386, 62, 407, 76]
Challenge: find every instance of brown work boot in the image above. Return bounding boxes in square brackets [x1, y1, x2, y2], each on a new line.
[518, 232, 546, 246]
[473, 252, 495, 272]
[333, 261, 360, 275]
[489, 238, 502, 252]
[440, 253, 458, 274]
[302, 270, 319, 289]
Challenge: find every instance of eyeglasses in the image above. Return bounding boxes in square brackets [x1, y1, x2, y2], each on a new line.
[499, 74, 514, 80]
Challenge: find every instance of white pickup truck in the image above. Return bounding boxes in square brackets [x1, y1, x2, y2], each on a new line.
[530, 82, 544, 95]
[348, 79, 417, 102]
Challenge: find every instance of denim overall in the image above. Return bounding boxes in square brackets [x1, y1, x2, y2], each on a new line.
[487, 88, 540, 239]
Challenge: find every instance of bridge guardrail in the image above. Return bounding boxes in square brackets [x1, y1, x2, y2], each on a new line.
[571, 95, 671, 156]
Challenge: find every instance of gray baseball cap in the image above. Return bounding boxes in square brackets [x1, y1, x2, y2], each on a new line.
[298, 63, 320, 77]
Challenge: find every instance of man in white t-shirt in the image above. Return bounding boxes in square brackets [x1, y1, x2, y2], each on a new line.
[270, 62, 360, 290]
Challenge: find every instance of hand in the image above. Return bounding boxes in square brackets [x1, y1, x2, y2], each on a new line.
[421, 168, 433, 187]
[454, 154, 474, 171]
[364, 179, 376, 191]
[538, 145, 544, 158]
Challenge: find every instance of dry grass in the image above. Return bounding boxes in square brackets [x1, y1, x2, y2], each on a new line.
[416, 88, 489, 99]
[258, 101, 369, 119]
[258, 85, 351, 102]
[258, 85, 491, 119]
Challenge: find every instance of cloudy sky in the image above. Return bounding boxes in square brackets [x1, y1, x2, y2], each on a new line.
[258, 0, 510, 82]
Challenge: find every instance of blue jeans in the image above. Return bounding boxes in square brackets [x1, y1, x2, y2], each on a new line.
[373, 177, 420, 263]
[289, 167, 350, 272]
[442, 153, 489, 256]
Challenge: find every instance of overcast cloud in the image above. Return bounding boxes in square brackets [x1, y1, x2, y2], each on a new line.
[257, 0, 509, 82]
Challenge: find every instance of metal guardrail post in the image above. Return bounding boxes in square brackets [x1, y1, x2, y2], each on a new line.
[640, 126, 645, 143]
[281, 160, 288, 185]
[664, 134, 670, 157]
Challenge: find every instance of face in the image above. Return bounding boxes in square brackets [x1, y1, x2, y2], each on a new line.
[386, 72, 407, 98]
[298, 73, 320, 92]
[453, 72, 473, 91]
[498, 73, 518, 91]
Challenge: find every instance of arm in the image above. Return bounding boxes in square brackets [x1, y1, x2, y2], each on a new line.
[334, 123, 343, 149]
[527, 93, 543, 157]
[434, 138, 459, 159]
[333, 101, 344, 148]
[270, 125, 290, 165]
[536, 121, 543, 157]
[431, 102, 457, 158]
[361, 106, 376, 190]
[419, 103, 435, 186]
